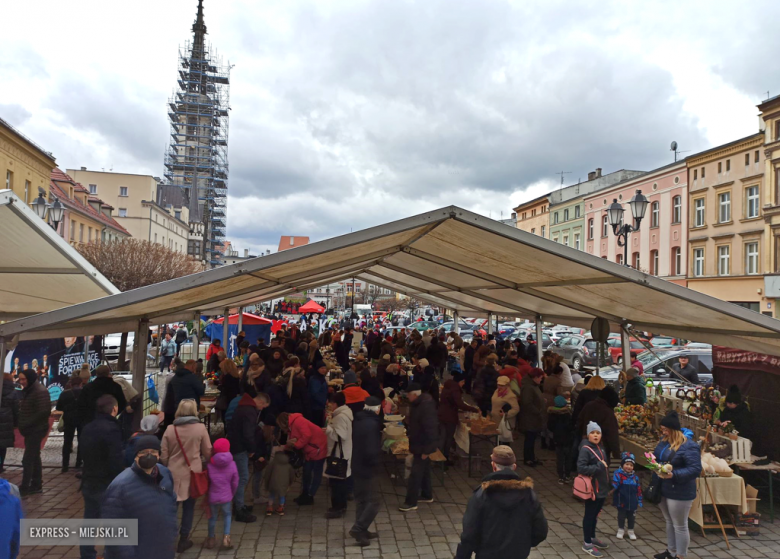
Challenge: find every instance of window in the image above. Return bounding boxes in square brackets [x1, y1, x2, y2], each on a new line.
[673, 247, 681, 275]
[602, 215, 609, 237]
[575, 206, 581, 218]
[553, 235, 559, 243]
[175, 210, 181, 220]
[746, 186, 759, 218]
[718, 191, 731, 223]
[616, 254, 624, 265]
[88, 227, 92, 242]
[633, 252, 640, 270]
[726, 159, 731, 172]
[23, 180, 30, 203]
[574, 233, 580, 250]
[718, 162, 722, 173]
[79, 223, 84, 243]
[694, 198, 705, 227]
[755, 150, 760, 164]
[5, 171, 11, 190]
[541, 225, 545, 238]
[651, 201, 659, 227]
[651, 250, 659, 275]
[70, 221, 75, 241]
[119, 186, 128, 197]
[694, 169, 698, 180]
[746, 242, 759, 275]
[118, 208, 128, 217]
[89, 184, 97, 195]
[588, 219, 594, 240]
[553, 212, 559, 224]
[701, 167, 705, 179]
[745, 154, 750, 166]
[563, 235, 569, 246]
[531, 228, 535, 234]
[718, 245, 730, 276]
[564, 209, 569, 221]
[672, 195, 682, 223]
[693, 248, 704, 277]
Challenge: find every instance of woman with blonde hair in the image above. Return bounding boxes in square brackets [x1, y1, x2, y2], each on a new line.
[161, 399, 212, 553]
[219, 356, 241, 418]
[652, 411, 702, 559]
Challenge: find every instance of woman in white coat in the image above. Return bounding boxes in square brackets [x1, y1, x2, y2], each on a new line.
[325, 392, 353, 519]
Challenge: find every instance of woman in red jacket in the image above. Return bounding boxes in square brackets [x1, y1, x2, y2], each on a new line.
[278, 412, 327, 505]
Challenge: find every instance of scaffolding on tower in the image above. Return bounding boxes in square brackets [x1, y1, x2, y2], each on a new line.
[163, 0, 230, 268]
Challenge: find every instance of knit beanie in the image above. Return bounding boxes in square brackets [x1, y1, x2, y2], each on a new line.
[586, 421, 602, 435]
[553, 395, 567, 408]
[213, 438, 230, 454]
[343, 370, 357, 384]
[725, 385, 742, 404]
[660, 410, 682, 431]
[621, 452, 635, 467]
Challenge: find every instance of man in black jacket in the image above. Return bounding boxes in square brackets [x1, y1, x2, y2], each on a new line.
[79, 394, 124, 559]
[349, 397, 383, 546]
[399, 383, 439, 512]
[455, 445, 548, 559]
[169, 359, 205, 409]
[464, 339, 478, 394]
[18, 370, 50, 495]
[76, 365, 126, 426]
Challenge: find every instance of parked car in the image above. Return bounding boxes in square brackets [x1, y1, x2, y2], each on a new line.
[605, 338, 651, 364]
[546, 330, 575, 344]
[648, 336, 682, 348]
[685, 342, 712, 349]
[552, 336, 613, 370]
[410, 321, 440, 331]
[439, 321, 475, 333]
[598, 348, 713, 385]
[104, 332, 135, 360]
[514, 331, 554, 349]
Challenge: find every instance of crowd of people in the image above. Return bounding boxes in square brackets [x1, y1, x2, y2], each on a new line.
[0, 316, 715, 559]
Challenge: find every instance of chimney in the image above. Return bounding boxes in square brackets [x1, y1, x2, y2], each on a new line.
[511, 212, 517, 220]
[80, 166, 87, 171]
[587, 171, 596, 181]
[596, 168, 602, 178]
[244, 248, 248, 257]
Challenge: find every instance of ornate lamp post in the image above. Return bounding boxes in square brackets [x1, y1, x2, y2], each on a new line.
[607, 189, 649, 267]
[48, 198, 64, 232]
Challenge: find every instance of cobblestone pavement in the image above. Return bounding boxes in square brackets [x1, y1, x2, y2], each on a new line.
[11, 436, 780, 559]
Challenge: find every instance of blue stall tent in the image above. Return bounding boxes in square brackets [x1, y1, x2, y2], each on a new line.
[204, 313, 273, 358]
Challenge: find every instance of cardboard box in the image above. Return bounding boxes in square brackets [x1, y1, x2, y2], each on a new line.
[746, 484, 760, 514]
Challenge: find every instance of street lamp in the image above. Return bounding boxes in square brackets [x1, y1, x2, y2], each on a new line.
[31, 193, 49, 220]
[48, 198, 64, 231]
[607, 189, 649, 267]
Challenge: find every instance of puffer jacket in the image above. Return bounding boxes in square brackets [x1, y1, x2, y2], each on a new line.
[624, 377, 647, 406]
[576, 398, 621, 459]
[169, 366, 205, 408]
[517, 375, 545, 432]
[351, 410, 382, 478]
[288, 412, 327, 461]
[0, 378, 19, 448]
[207, 452, 239, 505]
[546, 405, 573, 446]
[454, 470, 548, 559]
[577, 440, 610, 500]
[612, 469, 642, 511]
[325, 405, 353, 478]
[406, 393, 439, 455]
[18, 372, 50, 438]
[653, 437, 702, 501]
[102, 463, 178, 559]
[226, 394, 259, 455]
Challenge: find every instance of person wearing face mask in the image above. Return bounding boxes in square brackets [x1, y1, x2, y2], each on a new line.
[102, 435, 178, 559]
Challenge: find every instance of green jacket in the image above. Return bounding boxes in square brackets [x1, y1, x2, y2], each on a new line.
[624, 377, 647, 406]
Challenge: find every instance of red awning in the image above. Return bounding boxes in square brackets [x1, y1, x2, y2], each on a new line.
[298, 300, 325, 314]
[213, 312, 272, 325]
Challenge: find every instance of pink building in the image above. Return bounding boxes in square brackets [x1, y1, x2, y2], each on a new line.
[583, 162, 688, 286]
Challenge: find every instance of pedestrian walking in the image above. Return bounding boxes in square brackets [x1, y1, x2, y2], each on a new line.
[455, 445, 548, 559]
[547, 395, 573, 484]
[262, 445, 295, 516]
[324, 392, 353, 519]
[170, 359, 206, 408]
[18, 370, 50, 496]
[174, 324, 189, 356]
[205, 438, 238, 551]
[399, 382, 438, 512]
[76, 365, 126, 426]
[578, 421, 611, 557]
[349, 396, 383, 546]
[518, 368, 546, 467]
[438, 371, 479, 465]
[612, 452, 642, 540]
[159, 333, 177, 372]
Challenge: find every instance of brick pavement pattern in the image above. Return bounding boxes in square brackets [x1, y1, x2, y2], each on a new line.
[10, 439, 780, 559]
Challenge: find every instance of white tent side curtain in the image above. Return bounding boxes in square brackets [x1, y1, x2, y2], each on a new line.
[2, 206, 780, 356]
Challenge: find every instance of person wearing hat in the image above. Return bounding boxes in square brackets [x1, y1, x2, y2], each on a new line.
[102, 435, 178, 559]
[307, 362, 329, 427]
[490, 374, 519, 427]
[342, 370, 370, 416]
[547, 395, 573, 484]
[438, 371, 480, 465]
[399, 382, 439, 512]
[651, 411, 702, 559]
[623, 367, 647, 406]
[455, 445, 548, 559]
[611, 451, 642, 540]
[324, 392, 353, 519]
[577, 421, 611, 557]
[717, 385, 753, 442]
[576, 386, 622, 461]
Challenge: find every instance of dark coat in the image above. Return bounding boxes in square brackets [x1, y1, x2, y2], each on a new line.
[571, 388, 600, 427]
[464, 345, 477, 375]
[406, 393, 438, 455]
[653, 438, 702, 501]
[624, 377, 647, 406]
[169, 367, 205, 408]
[412, 367, 439, 405]
[438, 379, 478, 425]
[546, 406, 573, 446]
[284, 374, 310, 416]
[577, 440, 610, 499]
[473, 366, 499, 408]
[576, 398, 621, 459]
[426, 339, 447, 368]
[102, 463, 178, 559]
[80, 412, 124, 490]
[227, 394, 260, 455]
[18, 373, 50, 438]
[0, 378, 19, 448]
[719, 402, 753, 441]
[308, 373, 329, 411]
[517, 376, 545, 432]
[455, 470, 548, 559]
[56, 387, 82, 427]
[351, 410, 383, 479]
[77, 376, 127, 426]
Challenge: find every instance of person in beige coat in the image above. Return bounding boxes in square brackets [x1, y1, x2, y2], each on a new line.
[490, 375, 519, 427]
[161, 399, 212, 553]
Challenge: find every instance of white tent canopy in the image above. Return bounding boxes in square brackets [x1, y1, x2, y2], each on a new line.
[0, 189, 118, 322]
[2, 206, 780, 356]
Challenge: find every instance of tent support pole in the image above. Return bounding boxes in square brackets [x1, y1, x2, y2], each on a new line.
[223, 307, 230, 358]
[0, 338, 6, 412]
[536, 316, 543, 366]
[156, 324, 163, 365]
[132, 319, 149, 430]
[453, 311, 459, 335]
[621, 325, 631, 372]
[193, 312, 200, 361]
[238, 307, 243, 334]
[487, 313, 494, 335]
[83, 336, 90, 369]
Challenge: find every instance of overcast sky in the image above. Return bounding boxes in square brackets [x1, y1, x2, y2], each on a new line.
[2, 0, 778, 255]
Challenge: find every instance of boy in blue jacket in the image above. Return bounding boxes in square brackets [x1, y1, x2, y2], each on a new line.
[611, 452, 642, 540]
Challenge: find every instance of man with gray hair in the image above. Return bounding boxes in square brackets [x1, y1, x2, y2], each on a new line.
[349, 396, 383, 546]
[455, 445, 548, 559]
[399, 382, 438, 512]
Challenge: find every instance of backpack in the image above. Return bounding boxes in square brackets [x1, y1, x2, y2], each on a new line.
[572, 445, 604, 501]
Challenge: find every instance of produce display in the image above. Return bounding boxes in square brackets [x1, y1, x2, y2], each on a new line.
[615, 404, 654, 436]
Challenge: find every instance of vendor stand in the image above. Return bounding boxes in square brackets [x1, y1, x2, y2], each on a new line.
[454, 414, 499, 478]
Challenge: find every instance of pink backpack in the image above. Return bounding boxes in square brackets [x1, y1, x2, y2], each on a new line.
[572, 446, 604, 501]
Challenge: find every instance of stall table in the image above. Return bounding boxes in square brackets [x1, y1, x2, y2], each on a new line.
[689, 474, 749, 536]
[455, 423, 499, 478]
[731, 461, 780, 523]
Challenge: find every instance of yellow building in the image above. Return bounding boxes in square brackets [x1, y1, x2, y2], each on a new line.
[758, 95, 780, 314]
[685, 133, 766, 313]
[1, 118, 56, 205]
[513, 193, 551, 238]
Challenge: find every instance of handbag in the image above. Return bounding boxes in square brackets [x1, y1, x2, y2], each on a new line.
[56, 416, 66, 433]
[498, 416, 513, 443]
[174, 426, 209, 499]
[324, 436, 349, 479]
[572, 445, 604, 501]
